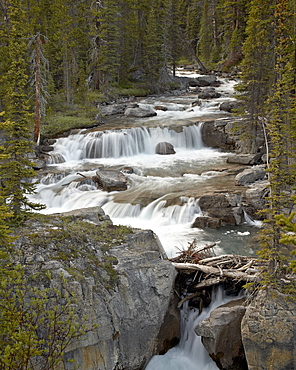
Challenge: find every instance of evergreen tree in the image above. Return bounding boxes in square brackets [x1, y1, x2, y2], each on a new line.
[235, 0, 275, 153]
[90, 0, 120, 91]
[0, 0, 42, 219]
[198, 0, 213, 65]
[258, 0, 296, 278]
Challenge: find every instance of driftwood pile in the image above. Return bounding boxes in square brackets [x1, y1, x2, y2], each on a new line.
[170, 240, 262, 308]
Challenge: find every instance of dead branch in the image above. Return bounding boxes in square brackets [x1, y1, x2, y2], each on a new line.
[172, 262, 259, 282]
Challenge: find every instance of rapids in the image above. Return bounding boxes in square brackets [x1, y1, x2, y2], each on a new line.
[31, 71, 260, 258]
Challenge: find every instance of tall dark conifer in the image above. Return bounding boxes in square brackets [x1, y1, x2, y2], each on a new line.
[0, 0, 42, 219]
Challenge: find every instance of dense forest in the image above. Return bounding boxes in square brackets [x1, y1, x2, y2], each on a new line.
[0, 0, 295, 367]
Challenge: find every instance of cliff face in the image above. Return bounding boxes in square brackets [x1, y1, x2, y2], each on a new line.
[15, 207, 178, 370]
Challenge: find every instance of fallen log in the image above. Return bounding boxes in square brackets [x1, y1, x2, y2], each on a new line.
[171, 262, 259, 282]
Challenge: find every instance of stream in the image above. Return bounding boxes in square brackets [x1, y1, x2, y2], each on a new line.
[32, 71, 259, 258]
[31, 71, 260, 369]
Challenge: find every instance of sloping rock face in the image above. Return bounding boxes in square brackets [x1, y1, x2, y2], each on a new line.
[241, 289, 296, 370]
[195, 298, 247, 370]
[16, 207, 178, 370]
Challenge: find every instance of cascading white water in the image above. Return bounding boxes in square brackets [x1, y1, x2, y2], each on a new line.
[48, 124, 204, 163]
[145, 286, 242, 370]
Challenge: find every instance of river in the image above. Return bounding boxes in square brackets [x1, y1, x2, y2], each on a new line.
[29, 70, 261, 369]
[31, 70, 259, 259]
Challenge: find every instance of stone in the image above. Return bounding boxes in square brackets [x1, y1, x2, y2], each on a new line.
[155, 142, 176, 155]
[235, 165, 266, 186]
[124, 106, 157, 117]
[241, 289, 296, 370]
[196, 75, 220, 87]
[198, 193, 243, 226]
[198, 87, 221, 99]
[227, 154, 262, 165]
[15, 209, 178, 370]
[201, 120, 236, 151]
[99, 104, 127, 116]
[94, 169, 128, 192]
[191, 216, 222, 229]
[219, 100, 241, 113]
[195, 298, 247, 370]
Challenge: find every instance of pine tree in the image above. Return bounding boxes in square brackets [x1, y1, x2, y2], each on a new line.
[235, 0, 275, 153]
[0, 0, 42, 219]
[90, 0, 120, 91]
[198, 0, 213, 65]
[258, 0, 296, 278]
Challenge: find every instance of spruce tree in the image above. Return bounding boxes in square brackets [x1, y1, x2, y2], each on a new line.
[235, 0, 275, 153]
[0, 0, 42, 219]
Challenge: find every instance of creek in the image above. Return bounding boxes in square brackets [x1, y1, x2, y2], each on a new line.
[31, 71, 260, 369]
[32, 71, 259, 258]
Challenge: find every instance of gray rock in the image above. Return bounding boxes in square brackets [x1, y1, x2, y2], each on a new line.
[155, 142, 176, 155]
[124, 106, 157, 117]
[196, 75, 220, 87]
[195, 298, 247, 369]
[227, 154, 262, 165]
[16, 210, 178, 370]
[198, 87, 221, 99]
[235, 165, 266, 186]
[94, 169, 128, 192]
[99, 104, 127, 116]
[201, 119, 236, 151]
[191, 216, 222, 229]
[241, 289, 296, 370]
[198, 193, 243, 226]
[219, 100, 242, 113]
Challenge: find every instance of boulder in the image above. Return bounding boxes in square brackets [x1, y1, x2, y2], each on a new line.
[99, 104, 127, 116]
[191, 216, 222, 229]
[235, 165, 266, 186]
[244, 181, 269, 215]
[201, 119, 236, 151]
[227, 154, 262, 165]
[195, 298, 247, 370]
[124, 106, 157, 117]
[155, 142, 176, 155]
[16, 208, 178, 370]
[198, 193, 243, 226]
[196, 75, 220, 87]
[198, 87, 221, 99]
[241, 289, 296, 370]
[219, 100, 242, 113]
[94, 169, 129, 192]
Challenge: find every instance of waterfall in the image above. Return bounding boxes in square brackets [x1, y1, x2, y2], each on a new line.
[145, 287, 242, 370]
[48, 124, 204, 163]
[243, 209, 262, 228]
